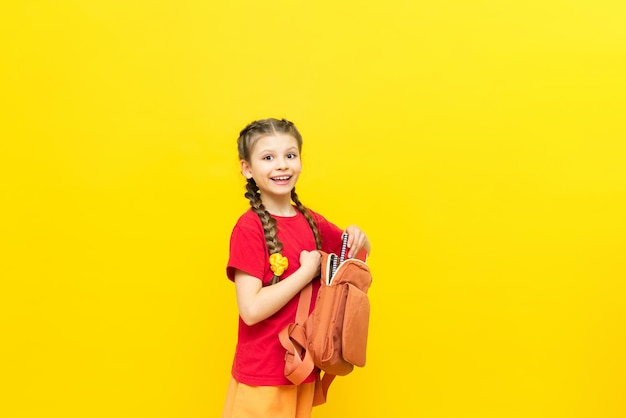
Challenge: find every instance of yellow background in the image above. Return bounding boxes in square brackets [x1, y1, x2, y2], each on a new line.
[2, 1, 625, 417]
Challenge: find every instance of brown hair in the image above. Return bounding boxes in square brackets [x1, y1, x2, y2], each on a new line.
[238, 118, 322, 285]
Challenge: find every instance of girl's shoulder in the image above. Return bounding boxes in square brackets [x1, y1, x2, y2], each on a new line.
[307, 208, 331, 224]
[232, 209, 263, 231]
[305, 207, 322, 219]
[306, 208, 342, 238]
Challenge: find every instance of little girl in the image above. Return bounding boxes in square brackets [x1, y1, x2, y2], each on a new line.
[222, 118, 371, 418]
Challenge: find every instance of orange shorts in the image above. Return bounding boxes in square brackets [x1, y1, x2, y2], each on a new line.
[222, 377, 315, 418]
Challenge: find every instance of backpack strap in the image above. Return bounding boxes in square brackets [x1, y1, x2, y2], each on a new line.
[279, 282, 315, 385]
[312, 372, 336, 406]
[280, 283, 336, 406]
[279, 251, 355, 406]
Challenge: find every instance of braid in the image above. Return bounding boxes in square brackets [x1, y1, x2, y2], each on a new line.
[291, 188, 323, 250]
[237, 118, 312, 286]
[245, 178, 282, 285]
[245, 178, 283, 255]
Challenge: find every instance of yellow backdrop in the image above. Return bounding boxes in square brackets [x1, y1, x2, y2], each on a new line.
[2, 1, 625, 417]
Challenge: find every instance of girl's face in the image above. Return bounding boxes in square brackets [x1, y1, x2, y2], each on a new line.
[241, 133, 302, 204]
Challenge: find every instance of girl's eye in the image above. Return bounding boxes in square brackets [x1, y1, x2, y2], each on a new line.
[263, 155, 273, 161]
[287, 153, 297, 159]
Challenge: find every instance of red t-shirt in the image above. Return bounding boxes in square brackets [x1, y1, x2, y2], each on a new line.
[226, 208, 343, 386]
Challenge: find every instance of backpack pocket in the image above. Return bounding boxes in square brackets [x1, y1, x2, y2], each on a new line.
[314, 284, 353, 376]
[341, 283, 370, 367]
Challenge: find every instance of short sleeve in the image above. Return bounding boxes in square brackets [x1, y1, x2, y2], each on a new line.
[226, 217, 268, 282]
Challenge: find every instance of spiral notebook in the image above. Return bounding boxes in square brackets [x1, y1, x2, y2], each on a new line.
[328, 234, 368, 284]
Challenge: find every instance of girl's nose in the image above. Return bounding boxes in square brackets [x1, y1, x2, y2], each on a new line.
[276, 156, 288, 168]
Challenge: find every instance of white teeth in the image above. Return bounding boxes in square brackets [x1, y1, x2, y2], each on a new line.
[273, 176, 290, 180]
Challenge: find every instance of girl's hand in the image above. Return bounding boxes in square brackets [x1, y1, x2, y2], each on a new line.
[299, 250, 321, 280]
[235, 250, 321, 326]
[344, 225, 371, 259]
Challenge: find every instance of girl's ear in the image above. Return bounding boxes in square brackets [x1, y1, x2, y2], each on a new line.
[240, 160, 253, 179]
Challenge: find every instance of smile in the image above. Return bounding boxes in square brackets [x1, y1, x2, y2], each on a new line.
[271, 176, 291, 181]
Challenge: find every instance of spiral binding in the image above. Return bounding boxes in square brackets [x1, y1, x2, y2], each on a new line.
[339, 233, 349, 264]
[330, 233, 349, 279]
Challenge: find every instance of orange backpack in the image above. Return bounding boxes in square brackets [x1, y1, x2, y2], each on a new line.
[279, 242, 372, 406]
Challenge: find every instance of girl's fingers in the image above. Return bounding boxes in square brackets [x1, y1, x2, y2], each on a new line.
[347, 233, 361, 258]
[344, 226, 368, 258]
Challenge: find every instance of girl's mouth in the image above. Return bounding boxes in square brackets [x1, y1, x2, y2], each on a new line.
[271, 175, 292, 185]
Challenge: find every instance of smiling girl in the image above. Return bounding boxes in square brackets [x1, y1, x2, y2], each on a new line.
[222, 118, 370, 418]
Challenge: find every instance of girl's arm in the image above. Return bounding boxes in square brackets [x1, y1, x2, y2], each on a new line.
[234, 250, 321, 326]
